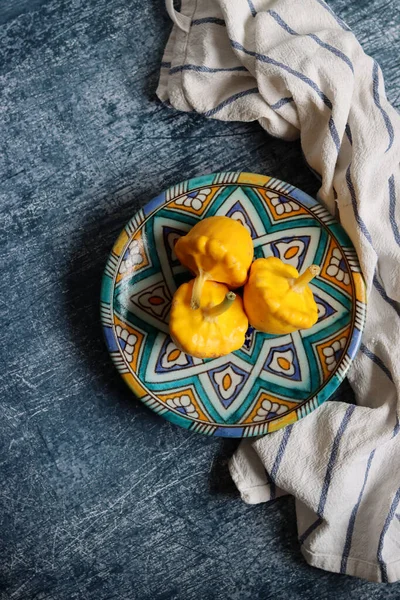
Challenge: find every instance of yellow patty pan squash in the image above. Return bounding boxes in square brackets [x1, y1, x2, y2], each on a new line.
[169, 279, 248, 359]
[243, 257, 320, 335]
[174, 216, 253, 310]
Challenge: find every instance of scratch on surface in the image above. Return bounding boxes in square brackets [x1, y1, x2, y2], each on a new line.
[158, 432, 198, 458]
[10, 575, 35, 598]
[143, 552, 152, 595]
[28, 406, 50, 420]
[4, 14, 91, 80]
[113, 417, 137, 441]
[77, 129, 107, 177]
[208, 455, 216, 475]
[392, 88, 400, 108]
[14, 373, 38, 391]
[51, 526, 60, 570]
[60, 463, 161, 555]
[135, 470, 206, 508]
[35, 427, 62, 474]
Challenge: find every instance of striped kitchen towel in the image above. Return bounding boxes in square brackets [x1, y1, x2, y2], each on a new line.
[157, 0, 400, 583]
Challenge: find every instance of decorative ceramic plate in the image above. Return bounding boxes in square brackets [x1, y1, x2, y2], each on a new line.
[101, 172, 366, 437]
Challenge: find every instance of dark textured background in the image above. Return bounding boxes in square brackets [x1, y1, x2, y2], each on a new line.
[1, 1, 400, 598]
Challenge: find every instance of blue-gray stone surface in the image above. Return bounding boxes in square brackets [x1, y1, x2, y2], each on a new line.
[1, 1, 399, 598]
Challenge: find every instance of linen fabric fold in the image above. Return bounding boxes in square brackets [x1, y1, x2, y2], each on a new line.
[158, 0, 400, 582]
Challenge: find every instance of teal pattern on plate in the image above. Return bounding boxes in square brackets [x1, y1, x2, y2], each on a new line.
[101, 172, 366, 437]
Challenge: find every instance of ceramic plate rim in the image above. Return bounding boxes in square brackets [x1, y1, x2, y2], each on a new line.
[101, 171, 366, 437]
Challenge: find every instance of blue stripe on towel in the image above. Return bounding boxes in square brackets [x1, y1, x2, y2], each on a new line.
[372, 274, 400, 318]
[270, 96, 294, 110]
[267, 10, 297, 35]
[388, 175, 400, 247]
[342, 399, 399, 575]
[230, 40, 334, 109]
[372, 60, 395, 152]
[230, 37, 343, 153]
[378, 486, 400, 582]
[342, 405, 400, 573]
[360, 344, 394, 383]
[203, 87, 259, 117]
[315, 0, 351, 31]
[269, 425, 293, 500]
[345, 123, 353, 145]
[300, 406, 355, 545]
[318, 405, 355, 515]
[308, 33, 354, 72]
[340, 449, 376, 573]
[192, 17, 226, 26]
[328, 116, 341, 153]
[298, 517, 323, 544]
[247, 0, 257, 17]
[345, 165, 374, 245]
[268, 10, 354, 73]
[170, 64, 248, 74]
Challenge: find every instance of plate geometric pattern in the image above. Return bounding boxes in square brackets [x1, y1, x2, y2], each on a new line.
[101, 172, 366, 437]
